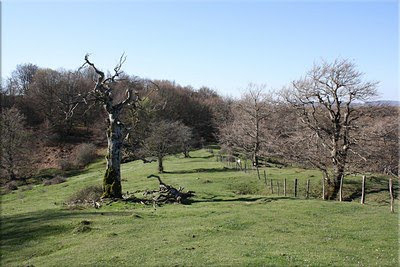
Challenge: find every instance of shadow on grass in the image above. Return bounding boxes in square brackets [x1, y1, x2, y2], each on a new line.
[164, 167, 235, 174]
[0, 210, 131, 248]
[186, 196, 294, 205]
[346, 187, 396, 201]
[187, 154, 215, 159]
[29, 166, 93, 185]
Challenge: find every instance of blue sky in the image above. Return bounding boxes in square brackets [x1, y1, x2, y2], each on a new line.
[2, 0, 398, 100]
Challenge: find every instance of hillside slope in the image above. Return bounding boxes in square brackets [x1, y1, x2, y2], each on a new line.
[1, 149, 398, 266]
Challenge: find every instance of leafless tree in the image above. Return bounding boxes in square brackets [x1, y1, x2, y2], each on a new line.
[26, 69, 94, 134]
[8, 63, 38, 95]
[220, 84, 271, 178]
[281, 58, 378, 199]
[0, 108, 32, 181]
[77, 54, 142, 198]
[179, 124, 193, 158]
[1, 64, 38, 115]
[349, 106, 399, 176]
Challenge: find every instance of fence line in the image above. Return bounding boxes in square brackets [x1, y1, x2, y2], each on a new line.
[218, 155, 396, 212]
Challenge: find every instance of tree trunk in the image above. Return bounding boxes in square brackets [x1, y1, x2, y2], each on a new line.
[183, 150, 190, 158]
[326, 168, 345, 200]
[158, 156, 164, 173]
[6, 154, 17, 181]
[339, 174, 344, 202]
[102, 114, 123, 199]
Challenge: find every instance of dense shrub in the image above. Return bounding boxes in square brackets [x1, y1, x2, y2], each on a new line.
[4, 181, 18, 191]
[21, 184, 34, 192]
[58, 159, 76, 171]
[74, 143, 97, 167]
[68, 185, 103, 203]
[73, 220, 93, 233]
[43, 176, 66, 186]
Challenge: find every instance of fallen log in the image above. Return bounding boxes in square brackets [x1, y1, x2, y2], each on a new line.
[146, 174, 195, 205]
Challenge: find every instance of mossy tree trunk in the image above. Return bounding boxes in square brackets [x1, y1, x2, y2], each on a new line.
[102, 112, 124, 198]
[325, 164, 346, 200]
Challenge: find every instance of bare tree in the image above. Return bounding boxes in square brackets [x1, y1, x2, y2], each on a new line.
[8, 63, 38, 95]
[282, 58, 378, 199]
[1, 64, 38, 114]
[26, 69, 94, 134]
[0, 108, 31, 180]
[220, 84, 271, 178]
[180, 125, 193, 158]
[78, 54, 141, 198]
[350, 106, 399, 176]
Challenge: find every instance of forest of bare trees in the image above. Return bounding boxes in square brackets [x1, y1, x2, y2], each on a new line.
[0, 57, 398, 200]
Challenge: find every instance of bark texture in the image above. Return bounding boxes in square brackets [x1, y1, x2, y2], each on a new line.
[103, 113, 124, 198]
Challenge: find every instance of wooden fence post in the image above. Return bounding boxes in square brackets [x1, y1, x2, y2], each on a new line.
[270, 179, 274, 194]
[306, 179, 310, 199]
[294, 179, 298, 198]
[339, 174, 344, 202]
[389, 177, 394, 213]
[361, 175, 366, 205]
[244, 161, 247, 173]
[264, 170, 267, 185]
[322, 177, 325, 200]
[284, 178, 287, 196]
[277, 181, 280, 196]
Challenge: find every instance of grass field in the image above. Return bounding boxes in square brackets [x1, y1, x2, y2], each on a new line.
[1, 149, 398, 266]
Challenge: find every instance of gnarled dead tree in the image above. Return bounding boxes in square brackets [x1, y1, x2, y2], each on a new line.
[78, 54, 138, 198]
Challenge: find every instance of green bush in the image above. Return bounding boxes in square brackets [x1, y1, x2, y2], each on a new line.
[231, 182, 260, 195]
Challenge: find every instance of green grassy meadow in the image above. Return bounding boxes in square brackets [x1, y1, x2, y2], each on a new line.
[1, 149, 398, 266]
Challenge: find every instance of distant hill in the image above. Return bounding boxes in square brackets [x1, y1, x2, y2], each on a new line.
[364, 100, 400, 107]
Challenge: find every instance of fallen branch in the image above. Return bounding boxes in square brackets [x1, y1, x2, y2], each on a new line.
[145, 174, 195, 205]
